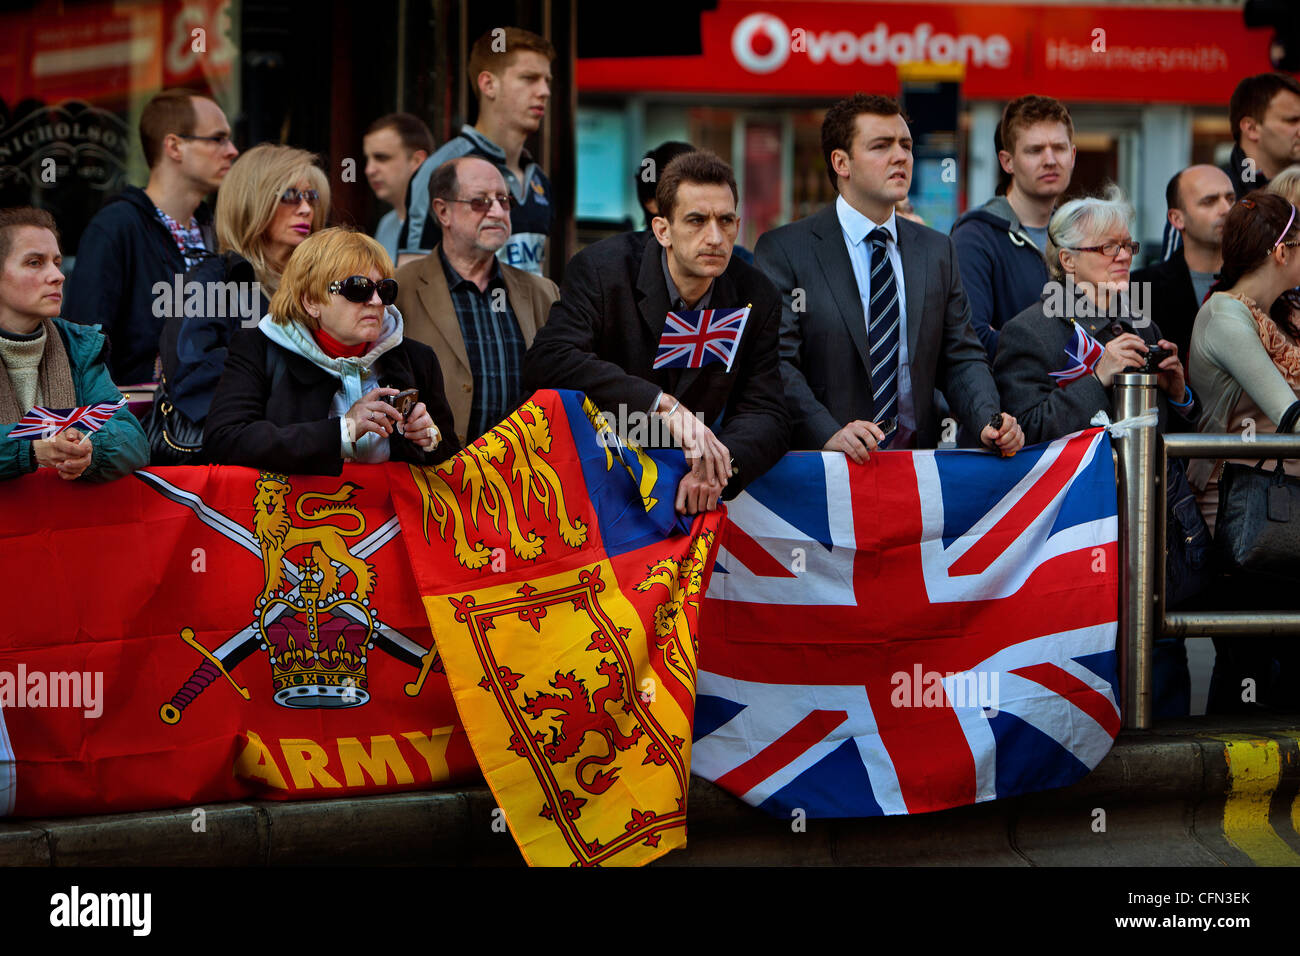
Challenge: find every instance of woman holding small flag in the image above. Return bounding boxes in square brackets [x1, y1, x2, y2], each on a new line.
[993, 186, 1198, 445]
[0, 207, 148, 482]
[993, 187, 1201, 718]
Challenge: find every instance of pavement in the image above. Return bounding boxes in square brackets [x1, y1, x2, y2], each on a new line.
[3, 716, 1299, 866]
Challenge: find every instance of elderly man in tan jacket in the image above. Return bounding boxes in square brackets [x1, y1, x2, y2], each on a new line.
[395, 156, 557, 447]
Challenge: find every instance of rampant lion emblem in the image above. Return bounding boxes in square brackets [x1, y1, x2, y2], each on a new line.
[523, 659, 643, 795]
[253, 473, 374, 602]
[410, 401, 588, 569]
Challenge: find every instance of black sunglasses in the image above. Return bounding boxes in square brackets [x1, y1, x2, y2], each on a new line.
[328, 275, 398, 305]
[279, 188, 320, 205]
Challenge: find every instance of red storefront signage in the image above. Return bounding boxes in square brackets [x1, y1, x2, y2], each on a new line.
[578, 1, 1276, 104]
[0, 0, 235, 106]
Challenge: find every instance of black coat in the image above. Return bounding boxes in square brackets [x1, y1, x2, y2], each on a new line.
[205, 327, 460, 475]
[522, 230, 790, 497]
[1131, 248, 1201, 374]
[994, 295, 1199, 445]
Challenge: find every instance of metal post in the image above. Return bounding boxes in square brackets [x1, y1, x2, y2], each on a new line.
[1113, 372, 1159, 729]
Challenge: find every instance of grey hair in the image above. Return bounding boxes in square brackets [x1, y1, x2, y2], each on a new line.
[1046, 184, 1136, 280]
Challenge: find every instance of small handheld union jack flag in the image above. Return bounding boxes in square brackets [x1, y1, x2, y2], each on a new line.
[7, 399, 127, 440]
[653, 305, 751, 372]
[1050, 322, 1106, 387]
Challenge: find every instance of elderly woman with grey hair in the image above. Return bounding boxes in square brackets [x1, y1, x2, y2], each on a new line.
[993, 185, 1198, 444]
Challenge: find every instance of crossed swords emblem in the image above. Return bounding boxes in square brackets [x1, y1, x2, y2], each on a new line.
[136, 471, 443, 724]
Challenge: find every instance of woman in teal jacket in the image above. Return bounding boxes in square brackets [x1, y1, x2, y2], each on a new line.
[0, 207, 147, 482]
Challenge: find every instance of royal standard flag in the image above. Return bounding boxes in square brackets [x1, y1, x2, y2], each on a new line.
[391, 390, 722, 866]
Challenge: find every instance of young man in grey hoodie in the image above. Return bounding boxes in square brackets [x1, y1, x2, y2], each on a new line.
[951, 96, 1076, 360]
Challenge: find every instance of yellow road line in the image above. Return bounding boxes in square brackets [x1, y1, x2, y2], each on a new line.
[1210, 734, 1300, 866]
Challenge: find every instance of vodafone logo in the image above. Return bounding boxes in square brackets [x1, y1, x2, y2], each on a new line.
[730, 13, 1012, 74]
[732, 12, 791, 74]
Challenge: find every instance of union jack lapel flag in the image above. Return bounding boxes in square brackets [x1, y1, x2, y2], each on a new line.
[7, 399, 127, 439]
[697, 429, 1119, 818]
[653, 306, 751, 372]
[1050, 322, 1106, 386]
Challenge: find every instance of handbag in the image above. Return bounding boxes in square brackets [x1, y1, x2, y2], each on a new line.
[1165, 455, 1213, 609]
[1214, 401, 1300, 584]
[147, 370, 204, 465]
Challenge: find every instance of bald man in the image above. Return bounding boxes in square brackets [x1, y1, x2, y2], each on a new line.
[1132, 165, 1236, 366]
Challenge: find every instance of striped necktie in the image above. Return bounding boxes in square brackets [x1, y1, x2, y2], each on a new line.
[866, 226, 900, 444]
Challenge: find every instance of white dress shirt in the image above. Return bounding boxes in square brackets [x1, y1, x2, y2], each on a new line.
[836, 195, 917, 448]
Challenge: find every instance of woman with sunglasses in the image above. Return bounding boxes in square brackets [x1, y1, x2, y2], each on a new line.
[204, 227, 459, 473]
[994, 186, 1197, 445]
[156, 145, 330, 461]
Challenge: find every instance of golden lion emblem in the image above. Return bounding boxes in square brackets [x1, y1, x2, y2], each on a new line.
[409, 401, 588, 569]
[253, 473, 373, 601]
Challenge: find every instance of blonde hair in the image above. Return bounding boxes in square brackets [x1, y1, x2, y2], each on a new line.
[1046, 183, 1135, 280]
[1267, 165, 1300, 205]
[214, 144, 330, 292]
[268, 227, 394, 332]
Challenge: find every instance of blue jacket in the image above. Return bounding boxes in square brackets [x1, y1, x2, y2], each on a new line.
[0, 318, 149, 482]
[950, 195, 1050, 360]
[168, 251, 269, 424]
[63, 184, 215, 386]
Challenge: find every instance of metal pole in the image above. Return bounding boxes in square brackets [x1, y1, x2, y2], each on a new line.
[1113, 372, 1159, 729]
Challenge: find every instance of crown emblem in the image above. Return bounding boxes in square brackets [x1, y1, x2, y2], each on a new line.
[257, 555, 377, 708]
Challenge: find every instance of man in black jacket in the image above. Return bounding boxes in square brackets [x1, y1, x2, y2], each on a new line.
[1132, 165, 1235, 366]
[1221, 72, 1300, 198]
[523, 151, 789, 514]
[64, 89, 238, 385]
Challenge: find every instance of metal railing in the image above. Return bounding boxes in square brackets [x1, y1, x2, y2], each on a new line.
[1113, 372, 1300, 728]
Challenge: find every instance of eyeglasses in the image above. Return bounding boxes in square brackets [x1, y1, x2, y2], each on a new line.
[448, 194, 513, 213]
[279, 188, 320, 206]
[178, 133, 233, 148]
[1071, 240, 1140, 259]
[328, 275, 398, 305]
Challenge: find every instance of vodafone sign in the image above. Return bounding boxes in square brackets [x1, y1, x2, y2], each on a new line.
[579, 0, 1275, 104]
[732, 12, 1010, 75]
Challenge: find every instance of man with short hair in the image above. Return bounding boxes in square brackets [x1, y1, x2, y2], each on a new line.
[364, 113, 434, 262]
[395, 156, 558, 447]
[1223, 72, 1300, 197]
[1131, 166, 1235, 364]
[399, 27, 555, 275]
[64, 88, 238, 386]
[951, 95, 1076, 359]
[755, 93, 1023, 461]
[524, 150, 789, 514]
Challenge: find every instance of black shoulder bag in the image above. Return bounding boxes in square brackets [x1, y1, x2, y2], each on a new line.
[1215, 400, 1300, 584]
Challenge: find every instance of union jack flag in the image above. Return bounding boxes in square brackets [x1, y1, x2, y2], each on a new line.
[7, 399, 127, 439]
[653, 306, 751, 372]
[697, 430, 1119, 817]
[1050, 322, 1106, 386]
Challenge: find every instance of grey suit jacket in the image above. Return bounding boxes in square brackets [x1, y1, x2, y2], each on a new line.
[395, 244, 558, 447]
[754, 203, 1000, 449]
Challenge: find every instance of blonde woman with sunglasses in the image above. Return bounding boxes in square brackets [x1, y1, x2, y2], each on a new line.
[161, 145, 330, 451]
[204, 227, 458, 473]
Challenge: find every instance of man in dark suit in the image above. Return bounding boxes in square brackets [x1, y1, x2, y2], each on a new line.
[754, 93, 1023, 461]
[523, 150, 789, 514]
[1131, 165, 1235, 366]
